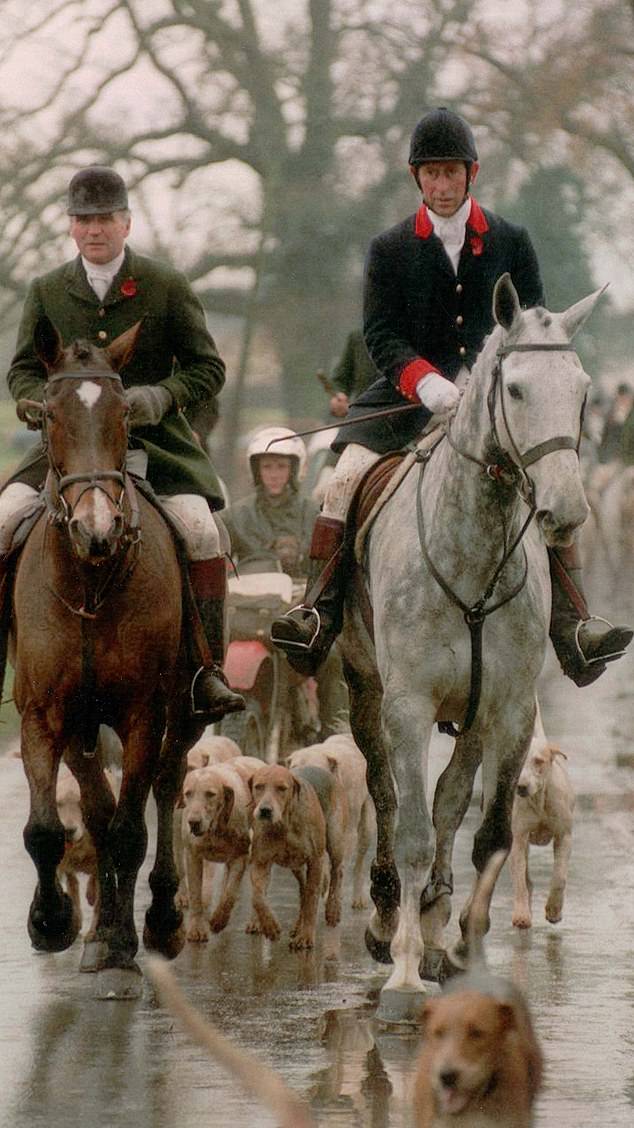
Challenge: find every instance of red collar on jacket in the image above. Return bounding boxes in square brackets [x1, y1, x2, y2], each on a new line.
[414, 197, 489, 240]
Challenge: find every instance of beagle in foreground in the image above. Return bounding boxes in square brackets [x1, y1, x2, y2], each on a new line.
[413, 852, 544, 1127]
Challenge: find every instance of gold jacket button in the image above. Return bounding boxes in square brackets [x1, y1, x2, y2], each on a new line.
[456, 283, 463, 294]
[459, 345, 466, 356]
[97, 330, 108, 340]
[456, 315, 464, 326]
[98, 307, 106, 318]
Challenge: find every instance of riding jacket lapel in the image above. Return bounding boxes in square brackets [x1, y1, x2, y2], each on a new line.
[65, 257, 100, 305]
[413, 205, 456, 280]
[457, 199, 490, 282]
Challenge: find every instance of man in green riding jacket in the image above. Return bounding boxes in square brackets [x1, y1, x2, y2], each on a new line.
[1, 165, 244, 723]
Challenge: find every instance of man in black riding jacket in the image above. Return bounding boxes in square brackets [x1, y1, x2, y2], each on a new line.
[0, 165, 244, 723]
[272, 106, 632, 686]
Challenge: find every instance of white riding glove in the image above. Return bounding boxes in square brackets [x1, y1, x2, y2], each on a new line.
[125, 385, 173, 428]
[416, 372, 460, 414]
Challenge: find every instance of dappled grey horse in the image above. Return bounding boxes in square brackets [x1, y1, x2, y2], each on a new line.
[340, 273, 600, 1023]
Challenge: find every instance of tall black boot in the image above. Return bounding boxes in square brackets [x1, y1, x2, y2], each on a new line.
[189, 558, 245, 722]
[271, 516, 346, 676]
[549, 544, 632, 687]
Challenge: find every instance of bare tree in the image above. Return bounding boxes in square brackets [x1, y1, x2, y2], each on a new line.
[0, 0, 631, 428]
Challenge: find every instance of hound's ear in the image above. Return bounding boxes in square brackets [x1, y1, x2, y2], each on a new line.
[34, 316, 64, 371]
[419, 999, 437, 1032]
[105, 320, 143, 371]
[220, 784, 235, 825]
[493, 273, 521, 333]
[497, 1002, 516, 1032]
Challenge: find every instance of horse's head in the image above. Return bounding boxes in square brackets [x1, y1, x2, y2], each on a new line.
[489, 274, 601, 547]
[25, 316, 141, 563]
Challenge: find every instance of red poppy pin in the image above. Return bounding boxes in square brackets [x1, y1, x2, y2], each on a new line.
[469, 235, 484, 257]
[120, 278, 137, 297]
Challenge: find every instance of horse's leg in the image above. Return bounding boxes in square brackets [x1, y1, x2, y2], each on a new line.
[94, 711, 164, 997]
[63, 746, 117, 973]
[419, 730, 483, 973]
[344, 660, 400, 965]
[378, 690, 436, 1023]
[21, 711, 79, 952]
[144, 708, 202, 959]
[457, 708, 534, 944]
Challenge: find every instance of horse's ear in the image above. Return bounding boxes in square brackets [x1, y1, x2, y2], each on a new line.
[493, 273, 521, 332]
[34, 316, 64, 371]
[105, 320, 143, 372]
[560, 284, 608, 340]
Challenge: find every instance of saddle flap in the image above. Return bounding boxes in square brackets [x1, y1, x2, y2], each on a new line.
[348, 452, 406, 537]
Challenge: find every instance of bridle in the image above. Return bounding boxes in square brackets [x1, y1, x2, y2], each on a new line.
[41, 369, 141, 619]
[447, 341, 582, 506]
[43, 369, 135, 529]
[417, 340, 585, 734]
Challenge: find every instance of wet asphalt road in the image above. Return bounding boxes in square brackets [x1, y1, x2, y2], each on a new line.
[0, 635, 633, 1127]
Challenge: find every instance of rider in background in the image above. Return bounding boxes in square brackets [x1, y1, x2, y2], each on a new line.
[591, 382, 634, 492]
[223, 426, 349, 737]
[272, 106, 632, 688]
[0, 165, 243, 723]
[328, 329, 380, 421]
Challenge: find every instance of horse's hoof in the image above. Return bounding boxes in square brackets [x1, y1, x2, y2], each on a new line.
[80, 939, 108, 973]
[375, 987, 427, 1028]
[419, 946, 447, 983]
[364, 926, 393, 965]
[142, 919, 186, 961]
[95, 964, 143, 1000]
[28, 896, 79, 953]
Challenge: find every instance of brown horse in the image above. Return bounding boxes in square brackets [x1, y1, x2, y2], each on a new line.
[9, 316, 203, 997]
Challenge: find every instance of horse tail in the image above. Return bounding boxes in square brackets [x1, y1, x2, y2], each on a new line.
[466, 849, 508, 969]
[147, 958, 315, 1128]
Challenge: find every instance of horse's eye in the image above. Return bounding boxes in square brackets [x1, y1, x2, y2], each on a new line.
[507, 383, 523, 401]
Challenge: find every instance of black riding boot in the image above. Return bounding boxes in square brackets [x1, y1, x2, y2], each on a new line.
[549, 544, 632, 687]
[189, 558, 245, 722]
[271, 516, 346, 676]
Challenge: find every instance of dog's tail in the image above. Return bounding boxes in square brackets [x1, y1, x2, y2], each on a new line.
[147, 958, 315, 1128]
[466, 849, 508, 969]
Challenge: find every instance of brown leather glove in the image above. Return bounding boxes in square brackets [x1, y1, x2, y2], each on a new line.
[125, 385, 173, 427]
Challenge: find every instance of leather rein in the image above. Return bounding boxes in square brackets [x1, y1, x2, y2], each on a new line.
[41, 369, 141, 620]
[417, 341, 582, 735]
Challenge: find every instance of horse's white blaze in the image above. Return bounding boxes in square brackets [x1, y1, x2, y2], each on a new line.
[76, 381, 102, 409]
[90, 488, 114, 538]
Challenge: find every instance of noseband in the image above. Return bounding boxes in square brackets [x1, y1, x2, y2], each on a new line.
[43, 370, 129, 524]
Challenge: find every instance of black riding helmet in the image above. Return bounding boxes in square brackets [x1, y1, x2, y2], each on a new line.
[67, 166, 129, 215]
[408, 107, 478, 167]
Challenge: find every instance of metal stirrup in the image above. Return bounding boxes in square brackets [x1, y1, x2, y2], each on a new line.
[271, 606, 321, 652]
